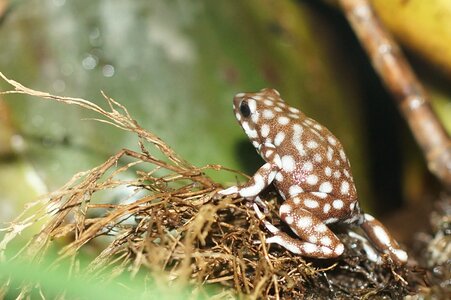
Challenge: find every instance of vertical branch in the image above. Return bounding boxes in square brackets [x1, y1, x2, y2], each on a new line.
[339, 0, 451, 188]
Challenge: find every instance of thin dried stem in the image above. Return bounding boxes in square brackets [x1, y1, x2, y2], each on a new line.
[339, 0, 451, 188]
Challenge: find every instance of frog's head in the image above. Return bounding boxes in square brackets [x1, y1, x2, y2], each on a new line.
[232, 88, 298, 150]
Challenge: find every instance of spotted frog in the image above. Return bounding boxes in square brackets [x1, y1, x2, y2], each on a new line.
[220, 88, 407, 265]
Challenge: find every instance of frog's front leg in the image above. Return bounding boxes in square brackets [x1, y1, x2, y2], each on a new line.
[359, 213, 408, 264]
[219, 144, 280, 198]
[261, 193, 346, 258]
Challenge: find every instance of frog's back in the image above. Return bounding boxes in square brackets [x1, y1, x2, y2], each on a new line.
[274, 115, 357, 201]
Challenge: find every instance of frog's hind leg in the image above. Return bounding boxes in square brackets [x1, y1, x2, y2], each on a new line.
[253, 200, 345, 259]
[359, 213, 408, 265]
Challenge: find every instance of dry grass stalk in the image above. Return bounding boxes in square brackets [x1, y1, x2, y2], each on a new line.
[339, 0, 451, 188]
[0, 73, 414, 298]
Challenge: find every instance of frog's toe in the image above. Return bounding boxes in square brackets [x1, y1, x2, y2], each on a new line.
[218, 186, 238, 196]
[388, 247, 408, 265]
[254, 196, 269, 214]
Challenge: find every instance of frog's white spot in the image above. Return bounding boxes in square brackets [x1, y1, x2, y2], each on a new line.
[265, 149, 273, 158]
[277, 102, 286, 108]
[312, 192, 327, 199]
[302, 161, 313, 172]
[304, 119, 313, 125]
[252, 141, 259, 148]
[325, 167, 332, 177]
[285, 215, 294, 225]
[373, 226, 391, 246]
[251, 112, 259, 123]
[314, 153, 323, 163]
[304, 199, 319, 209]
[333, 170, 341, 179]
[277, 116, 290, 125]
[260, 124, 270, 138]
[304, 243, 318, 254]
[319, 182, 333, 193]
[307, 140, 318, 149]
[262, 109, 275, 119]
[327, 136, 337, 146]
[292, 124, 306, 156]
[267, 236, 298, 254]
[392, 249, 408, 262]
[332, 199, 344, 210]
[325, 217, 338, 224]
[339, 149, 346, 161]
[306, 174, 318, 185]
[320, 236, 332, 246]
[326, 147, 334, 161]
[292, 196, 301, 205]
[315, 224, 328, 233]
[274, 132, 286, 146]
[309, 236, 318, 243]
[343, 169, 350, 178]
[292, 140, 306, 157]
[364, 214, 375, 221]
[273, 89, 281, 96]
[321, 247, 333, 256]
[323, 203, 331, 214]
[289, 106, 300, 114]
[334, 244, 344, 255]
[349, 202, 356, 211]
[253, 95, 263, 101]
[235, 93, 245, 98]
[268, 171, 277, 184]
[340, 181, 350, 195]
[242, 122, 258, 138]
[280, 203, 292, 214]
[275, 172, 284, 182]
[297, 216, 312, 228]
[263, 99, 274, 106]
[273, 154, 282, 168]
[335, 159, 340, 166]
[281, 155, 296, 172]
[279, 190, 286, 199]
[313, 124, 322, 131]
[240, 174, 265, 197]
[248, 130, 258, 139]
[288, 113, 300, 119]
[235, 113, 242, 121]
[289, 185, 304, 196]
[274, 106, 283, 112]
[247, 99, 257, 113]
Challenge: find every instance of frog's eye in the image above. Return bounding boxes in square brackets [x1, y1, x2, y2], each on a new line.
[239, 101, 251, 118]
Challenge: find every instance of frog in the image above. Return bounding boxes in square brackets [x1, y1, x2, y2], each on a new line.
[219, 88, 408, 265]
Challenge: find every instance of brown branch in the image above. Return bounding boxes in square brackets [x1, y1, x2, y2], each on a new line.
[338, 0, 451, 188]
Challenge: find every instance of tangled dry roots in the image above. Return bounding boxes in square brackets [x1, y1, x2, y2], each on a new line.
[0, 73, 415, 299]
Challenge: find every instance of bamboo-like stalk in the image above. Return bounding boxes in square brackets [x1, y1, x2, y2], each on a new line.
[339, 0, 451, 188]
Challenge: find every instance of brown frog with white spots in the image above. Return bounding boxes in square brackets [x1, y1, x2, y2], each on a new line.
[220, 88, 408, 265]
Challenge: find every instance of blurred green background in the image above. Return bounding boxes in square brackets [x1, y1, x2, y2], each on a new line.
[0, 0, 450, 235]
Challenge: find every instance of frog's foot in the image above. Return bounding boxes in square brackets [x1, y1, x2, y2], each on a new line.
[347, 231, 382, 264]
[359, 213, 408, 265]
[253, 196, 269, 214]
[252, 203, 279, 234]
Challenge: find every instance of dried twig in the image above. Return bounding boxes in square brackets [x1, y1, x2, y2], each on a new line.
[339, 0, 451, 188]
